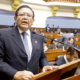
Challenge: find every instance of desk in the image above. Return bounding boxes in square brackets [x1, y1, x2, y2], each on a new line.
[75, 41, 80, 45]
[45, 49, 67, 61]
[74, 36, 80, 40]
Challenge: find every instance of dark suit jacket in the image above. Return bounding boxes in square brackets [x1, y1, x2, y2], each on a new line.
[0, 27, 49, 80]
[46, 26, 51, 32]
[54, 56, 66, 66]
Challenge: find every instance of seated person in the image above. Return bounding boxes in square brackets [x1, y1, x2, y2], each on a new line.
[68, 37, 75, 45]
[43, 38, 48, 52]
[60, 29, 74, 44]
[64, 37, 75, 49]
[48, 38, 62, 49]
[54, 47, 79, 66]
[57, 26, 61, 33]
[46, 24, 51, 32]
[58, 31, 63, 36]
[40, 31, 44, 36]
[33, 28, 37, 32]
[73, 29, 78, 36]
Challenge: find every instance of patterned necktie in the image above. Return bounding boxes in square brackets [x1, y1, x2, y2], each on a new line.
[22, 32, 31, 62]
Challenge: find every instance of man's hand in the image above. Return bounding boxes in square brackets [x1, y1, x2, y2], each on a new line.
[42, 66, 58, 72]
[13, 70, 34, 80]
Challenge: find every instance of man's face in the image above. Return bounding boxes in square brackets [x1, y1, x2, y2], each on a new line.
[41, 32, 44, 36]
[68, 38, 74, 45]
[53, 41, 58, 45]
[14, 8, 34, 31]
[52, 39, 58, 45]
[75, 29, 77, 31]
[67, 51, 78, 62]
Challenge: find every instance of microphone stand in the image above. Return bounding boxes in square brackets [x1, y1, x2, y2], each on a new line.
[57, 41, 80, 52]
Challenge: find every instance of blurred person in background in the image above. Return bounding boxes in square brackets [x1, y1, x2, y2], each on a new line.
[48, 38, 62, 49]
[54, 47, 79, 66]
[60, 29, 74, 44]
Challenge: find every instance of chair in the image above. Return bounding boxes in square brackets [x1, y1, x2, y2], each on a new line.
[76, 33, 80, 36]
[57, 38, 61, 42]
[58, 44, 63, 49]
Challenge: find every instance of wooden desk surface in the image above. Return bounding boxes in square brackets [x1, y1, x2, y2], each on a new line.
[45, 49, 67, 61]
[75, 41, 80, 45]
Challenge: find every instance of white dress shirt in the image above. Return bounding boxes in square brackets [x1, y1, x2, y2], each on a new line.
[17, 27, 32, 57]
[44, 46, 48, 52]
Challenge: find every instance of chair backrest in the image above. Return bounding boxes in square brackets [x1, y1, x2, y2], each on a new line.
[62, 74, 80, 80]
[76, 33, 80, 36]
[59, 59, 80, 79]
[33, 68, 62, 80]
[58, 44, 63, 49]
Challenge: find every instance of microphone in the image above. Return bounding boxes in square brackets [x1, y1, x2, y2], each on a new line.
[57, 40, 80, 52]
[66, 44, 80, 52]
[32, 30, 80, 52]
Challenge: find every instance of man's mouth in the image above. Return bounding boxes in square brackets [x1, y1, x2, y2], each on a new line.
[22, 21, 28, 24]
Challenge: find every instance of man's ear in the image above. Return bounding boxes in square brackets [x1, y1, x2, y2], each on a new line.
[32, 19, 35, 25]
[67, 52, 70, 55]
[14, 16, 17, 23]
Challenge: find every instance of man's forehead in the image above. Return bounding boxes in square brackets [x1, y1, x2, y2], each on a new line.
[18, 8, 33, 13]
[74, 51, 78, 55]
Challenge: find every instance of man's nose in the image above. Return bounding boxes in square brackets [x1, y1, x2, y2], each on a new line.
[22, 14, 28, 18]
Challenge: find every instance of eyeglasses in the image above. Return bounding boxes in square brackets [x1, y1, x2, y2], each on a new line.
[17, 13, 33, 18]
[54, 40, 58, 42]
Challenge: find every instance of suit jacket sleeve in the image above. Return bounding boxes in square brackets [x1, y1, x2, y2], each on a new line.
[54, 57, 66, 66]
[60, 34, 64, 43]
[39, 38, 49, 69]
[0, 33, 17, 79]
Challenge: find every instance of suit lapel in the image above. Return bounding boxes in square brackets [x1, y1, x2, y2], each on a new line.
[12, 27, 27, 55]
[31, 31, 37, 58]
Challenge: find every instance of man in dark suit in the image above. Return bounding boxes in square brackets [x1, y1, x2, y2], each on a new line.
[54, 47, 79, 66]
[64, 37, 76, 49]
[60, 29, 74, 44]
[46, 24, 51, 32]
[73, 29, 78, 36]
[0, 5, 56, 80]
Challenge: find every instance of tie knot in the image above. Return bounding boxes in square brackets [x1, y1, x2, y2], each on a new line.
[22, 32, 27, 37]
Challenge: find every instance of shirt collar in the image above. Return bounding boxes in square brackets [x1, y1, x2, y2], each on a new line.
[64, 55, 70, 64]
[17, 27, 31, 36]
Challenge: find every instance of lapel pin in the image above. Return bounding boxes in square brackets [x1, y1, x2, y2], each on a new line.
[35, 41, 37, 43]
